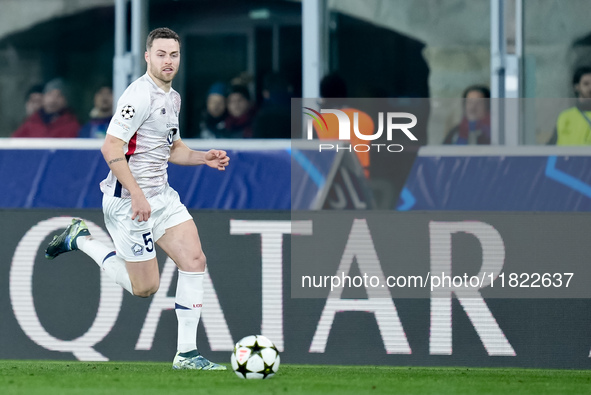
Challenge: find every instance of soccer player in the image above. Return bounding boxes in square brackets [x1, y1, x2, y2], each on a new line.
[45, 27, 229, 371]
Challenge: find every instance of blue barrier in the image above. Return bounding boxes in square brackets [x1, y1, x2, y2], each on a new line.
[398, 146, 591, 211]
[6, 142, 589, 211]
[0, 140, 298, 209]
[0, 139, 347, 210]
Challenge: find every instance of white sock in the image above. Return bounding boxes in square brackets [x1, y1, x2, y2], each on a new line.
[175, 270, 204, 353]
[77, 236, 134, 295]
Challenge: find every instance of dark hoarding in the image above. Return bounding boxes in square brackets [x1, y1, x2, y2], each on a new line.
[1, 210, 590, 369]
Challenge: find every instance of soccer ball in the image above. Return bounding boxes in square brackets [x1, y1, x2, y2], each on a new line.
[231, 335, 280, 379]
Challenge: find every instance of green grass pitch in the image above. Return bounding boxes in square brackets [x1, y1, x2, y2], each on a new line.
[0, 360, 589, 395]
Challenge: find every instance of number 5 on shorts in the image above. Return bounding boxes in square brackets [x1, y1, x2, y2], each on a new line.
[142, 232, 154, 252]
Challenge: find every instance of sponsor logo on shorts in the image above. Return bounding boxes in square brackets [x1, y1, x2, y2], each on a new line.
[131, 243, 144, 256]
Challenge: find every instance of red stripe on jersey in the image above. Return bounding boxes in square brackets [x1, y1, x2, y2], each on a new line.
[126, 132, 138, 156]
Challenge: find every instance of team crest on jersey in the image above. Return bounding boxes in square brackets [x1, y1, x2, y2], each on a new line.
[121, 105, 135, 120]
[131, 243, 144, 256]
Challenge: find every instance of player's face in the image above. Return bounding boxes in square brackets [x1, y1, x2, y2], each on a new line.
[575, 73, 591, 100]
[145, 38, 180, 87]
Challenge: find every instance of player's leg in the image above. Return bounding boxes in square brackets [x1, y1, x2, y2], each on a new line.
[124, 258, 159, 297]
[158, 220, 224, 370]
[100, 193, 162, 297]
[45, 217, 160, 297]
[77, 234, 160, 297]
[76, 230, 135, 295]
[45, 218, 133, 295]
[46, 193, 161, 297]
[158, 219, 204, 352]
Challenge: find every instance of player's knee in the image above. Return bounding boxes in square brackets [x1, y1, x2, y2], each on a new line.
[133, 281, 160, 298]
[134, 287, 159, 298]
[185, 252, 206, 272]
[195, 251, 206, 271]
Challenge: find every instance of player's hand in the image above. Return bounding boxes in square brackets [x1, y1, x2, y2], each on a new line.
[204, 149, 230, 171]
[131, 194, 151, 222]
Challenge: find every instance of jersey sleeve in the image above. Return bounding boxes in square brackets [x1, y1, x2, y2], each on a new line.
[173, 127, 181, 142]
[107, 83, 151, 143]
[172, 91, 182, 142]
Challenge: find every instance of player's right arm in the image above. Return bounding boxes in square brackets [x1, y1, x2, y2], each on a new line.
[101, 135, 151, 222]
[103, 81, 152, 221]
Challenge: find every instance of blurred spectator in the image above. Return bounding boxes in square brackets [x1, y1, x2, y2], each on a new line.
[253, 73, 292, 139]
[224, 84, 255, 138]
[25, 83, 44, 117]
[78, 85, 113, 139]
[443, 85, 491, 145]
[549, 66, 591, 145]
[12, 78, 80, 138]
[199, 82, 227, 139]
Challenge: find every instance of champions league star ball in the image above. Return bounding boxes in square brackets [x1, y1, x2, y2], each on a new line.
[231, 335, 280, 379]
[121, 104, 135, 120]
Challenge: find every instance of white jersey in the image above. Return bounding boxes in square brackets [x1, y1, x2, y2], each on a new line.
[100, 73, 181, 198]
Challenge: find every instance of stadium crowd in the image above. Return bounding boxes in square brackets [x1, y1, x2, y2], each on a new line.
[10, 66, 591, 146]
[11, 71, 293, 140]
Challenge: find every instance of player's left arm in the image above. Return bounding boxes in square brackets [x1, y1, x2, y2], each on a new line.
[169, 139, 230, 170]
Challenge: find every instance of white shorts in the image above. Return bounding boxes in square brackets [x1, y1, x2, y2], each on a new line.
[102, 184, 193, 262]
